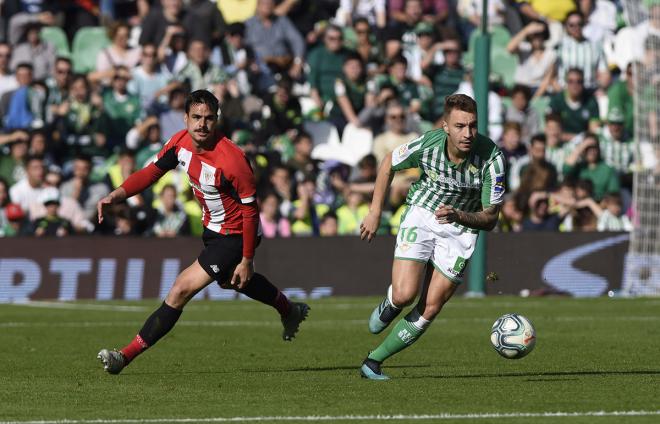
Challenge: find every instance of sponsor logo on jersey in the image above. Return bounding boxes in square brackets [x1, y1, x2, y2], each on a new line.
[434, 174, 481, 189]
[202, 170, 215, 185]
[210, 264, 220, 273]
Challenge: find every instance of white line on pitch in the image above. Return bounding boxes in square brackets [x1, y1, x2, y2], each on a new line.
[2, 410, 660, 423]
[11, 301, 148, 312]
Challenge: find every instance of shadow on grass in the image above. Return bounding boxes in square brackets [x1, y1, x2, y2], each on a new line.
[398, 369, 660, 379]
[127, 364, 431, 375]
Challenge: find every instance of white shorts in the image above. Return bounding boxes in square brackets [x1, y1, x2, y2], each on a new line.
[394, 205, 479, 284]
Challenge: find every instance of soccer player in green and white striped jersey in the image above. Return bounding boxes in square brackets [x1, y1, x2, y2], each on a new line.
[359, 94, 506, 380]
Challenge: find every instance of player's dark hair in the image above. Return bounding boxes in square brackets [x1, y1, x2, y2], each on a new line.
[443, 94, 477, 119]
[185, 90, 220, 116]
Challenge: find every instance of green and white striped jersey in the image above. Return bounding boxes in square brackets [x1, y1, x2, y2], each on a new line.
[391, 129, 506, 233]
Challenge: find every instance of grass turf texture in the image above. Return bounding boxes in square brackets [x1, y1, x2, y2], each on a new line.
[1, 296, 659, 424]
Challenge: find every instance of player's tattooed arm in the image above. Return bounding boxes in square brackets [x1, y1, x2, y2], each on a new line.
[435, 204, 501, 231]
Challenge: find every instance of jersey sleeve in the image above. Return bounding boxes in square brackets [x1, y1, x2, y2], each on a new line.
[481, 150, 507, 207]
[153, 135, 180, 171]
[391, 134, 425, 171]
[226, 152, 257, 204]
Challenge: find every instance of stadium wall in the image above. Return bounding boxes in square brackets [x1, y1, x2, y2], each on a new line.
[0, 233, 629, 302]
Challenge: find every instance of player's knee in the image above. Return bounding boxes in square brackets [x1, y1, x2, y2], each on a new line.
[391, 285, 416, 307]
[169, 277, 197, 303]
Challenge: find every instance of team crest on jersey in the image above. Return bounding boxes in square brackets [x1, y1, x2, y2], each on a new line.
[398, 144, 409, 157]
[469, 164, 478, 174]
[398, 242, 411, 252]
[426, 170, 439, 182]
[201, 170, 215, 185]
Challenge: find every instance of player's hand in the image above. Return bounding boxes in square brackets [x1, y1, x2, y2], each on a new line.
[96, 195, 115, 224]
[231, 258, 254, 289]
[435, 204, 458, 224]
[360, 210, 380, 242]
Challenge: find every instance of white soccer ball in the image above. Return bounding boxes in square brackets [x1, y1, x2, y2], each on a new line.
[490, 313, 536, 359]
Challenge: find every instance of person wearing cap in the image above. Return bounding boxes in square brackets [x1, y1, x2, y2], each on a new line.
[31, 187, 72, 237]
[598, 107, 634, 178]
[607, 63, 634, 135]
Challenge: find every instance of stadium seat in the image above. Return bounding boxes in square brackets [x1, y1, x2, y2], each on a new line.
[40, 26, 70, 57]
[72, 26, 111, 73]
[304, 120, 341, 147]
[491, 50, 518, 88]
[530, 96, 551, 130]
[340, 123, 373, 163]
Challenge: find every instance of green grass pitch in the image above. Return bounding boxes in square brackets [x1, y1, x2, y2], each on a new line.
[1, 296, 659, 424]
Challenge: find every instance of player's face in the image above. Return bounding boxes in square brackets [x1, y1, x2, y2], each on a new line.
[185, 103, 218, 145]
[443, 109, 477, 155]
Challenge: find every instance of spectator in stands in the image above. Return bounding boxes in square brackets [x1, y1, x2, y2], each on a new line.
[499, 122, 528, 184]
[215, 23, 259, 96]
[92, 22, 141, 84]
[158, 87, 186, 140]
[139, 0, 186, 47]
[425, 37, 464, 120]
[259, 191, 291, 238]
[150, 183, 190, 237]
[336, 189, 369, 235]
[9, 154, 43, 214]
[176, 39, 228, 92]
[128, 43, 174, 111]
[505, 85, 539, 144]
[542, 113, 569, 181]
[457, 0, 505, 37]
[244, 0, 305, 81]
[308, 24, 350, 112]
[598, 108, 634, 178]
[0, 134, 29, 186]
[349, 153, 378, 199]
[319, 211, 339, 237]
[98, 65, 142, 150]
[353, 18, 382, 78]
[372, 102, 419, 164]
[286, 131, 318, 183]
[60, 154, 110, 222]
[375, 55, 424, 115]
[257, 77, 302, 145]
[336, 0, 387, 28]
[291, 176, 328, 236]
[9, 20, 56, 81]
[184, 0, 226, 49]
[522, 190, 563, 231]
[388, 0, 426, 54]
[157, 26, 188, 78]
[516, 134, 558, 195]
[45, 57, 72, 125]
[0, 42, 18, 99]
[53, 74, 104, 160]
[329, 52, 367, 133]
[549, 68, 600, 142]
[27, 128, 55, 169]
[403, 21, 444, 85]
[32, 187, 72, 237]
[507, 20, 555, 96]
[389, 0, 451, 29]
[563, 132, 620, 201]
[0, 178, 12, 235]
[596, 193, 633, 232]
[555, 11, 608, 90]
[496, 193, 524, 232]
[268, 165, 296, 219]
[607, 63, 634, 135]
[579, 0, 617, 44]
[0, 63, 46, 131]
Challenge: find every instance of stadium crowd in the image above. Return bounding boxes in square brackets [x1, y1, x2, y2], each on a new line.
[0, 0, 654, 238]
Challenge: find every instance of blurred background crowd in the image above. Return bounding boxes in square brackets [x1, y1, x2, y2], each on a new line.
[0, 0, 655, 238]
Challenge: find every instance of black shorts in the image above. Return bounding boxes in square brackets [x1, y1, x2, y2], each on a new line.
[197, 228, 260, 284]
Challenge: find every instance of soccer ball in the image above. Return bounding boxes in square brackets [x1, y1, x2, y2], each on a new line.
[490, 313, 536, 359]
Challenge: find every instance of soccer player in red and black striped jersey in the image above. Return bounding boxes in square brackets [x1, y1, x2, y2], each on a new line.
[97, 90, 309, 375]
